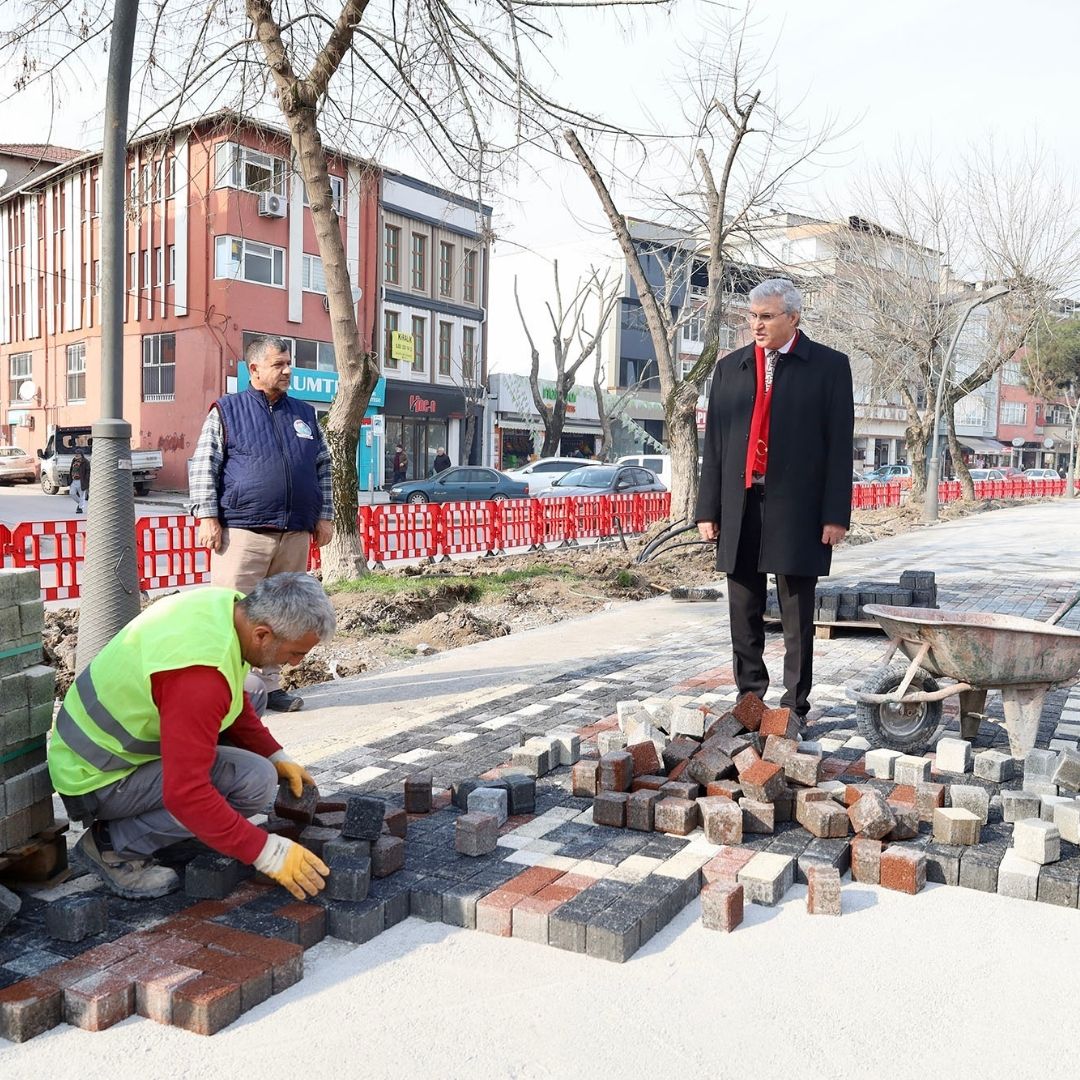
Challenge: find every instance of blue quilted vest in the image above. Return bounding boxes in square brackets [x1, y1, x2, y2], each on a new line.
[214, 388, 323, 532]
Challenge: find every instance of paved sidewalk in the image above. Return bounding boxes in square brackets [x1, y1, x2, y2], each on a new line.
[3, 499, 1080, 1078]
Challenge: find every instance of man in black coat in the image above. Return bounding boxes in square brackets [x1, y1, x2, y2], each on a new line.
[695, 278, 854, 722]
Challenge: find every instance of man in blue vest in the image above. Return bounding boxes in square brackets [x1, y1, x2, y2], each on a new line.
[191, 335, 334, 712]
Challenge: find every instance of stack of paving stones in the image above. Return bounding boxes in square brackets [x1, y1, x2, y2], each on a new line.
[765, 569, 937, 624]
[2, 576, 1078, 1043]
[0, 568, 55, 858]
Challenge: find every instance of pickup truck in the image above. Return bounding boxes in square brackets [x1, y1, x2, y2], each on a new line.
[38, 425, 164, 496]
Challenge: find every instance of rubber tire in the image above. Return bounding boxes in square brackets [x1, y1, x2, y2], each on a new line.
[41, 475, 59, 495]
[407, 491, 429, 504]
[134, 481, 152, 496]
[855, 663, 943, 753]
[490, 493, 508, 502]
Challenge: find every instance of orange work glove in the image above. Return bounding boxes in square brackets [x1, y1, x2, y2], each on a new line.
[270, 753, 316, 798]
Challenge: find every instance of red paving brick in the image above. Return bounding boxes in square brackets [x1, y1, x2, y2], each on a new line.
[170, 973, 244, 1036]
[63, 969, 136, 1032]
[501, 866, 563, 896]
[0, 978, 63, 1043]
[475, 890, 520, 936]
[133, 962, 202, 1025]
[274, 901, 328, 948]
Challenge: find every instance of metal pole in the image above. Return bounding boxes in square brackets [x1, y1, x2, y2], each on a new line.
[75, 0, 142, 671]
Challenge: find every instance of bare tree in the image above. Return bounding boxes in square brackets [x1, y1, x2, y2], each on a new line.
[514, 263, 618, 457]
[1, 0, 669, 582]
[565, 11, 839, 521]
[1027, 315, 1080, 496]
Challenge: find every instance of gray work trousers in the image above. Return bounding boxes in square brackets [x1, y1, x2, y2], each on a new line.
[60, 746, 277, 858]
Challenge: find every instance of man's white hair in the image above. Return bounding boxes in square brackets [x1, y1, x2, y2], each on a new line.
[748, 278, 802, 314]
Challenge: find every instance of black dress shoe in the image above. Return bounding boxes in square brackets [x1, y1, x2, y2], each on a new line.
[266, 689, 304, 712]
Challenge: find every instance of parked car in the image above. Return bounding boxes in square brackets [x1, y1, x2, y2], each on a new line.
[998, 466, 1024, 478]
[503, 456, 599, 494]
[388, 466, 529, 504]
[864, 463, 912, 483]
[1022, 468, 1058, 480]
[537, 464, 666, 498]
[0, 446, 39, 484]
[968, 468, 1005, 481]
[615, 453, 672, 491]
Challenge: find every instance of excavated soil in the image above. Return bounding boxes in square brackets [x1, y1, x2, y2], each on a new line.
[41, 497, 1033, 697]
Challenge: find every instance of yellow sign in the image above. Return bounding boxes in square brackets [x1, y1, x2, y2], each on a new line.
[391, 331, 415, 363]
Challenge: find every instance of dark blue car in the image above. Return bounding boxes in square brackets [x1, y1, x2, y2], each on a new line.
[388, 466, 529, 504]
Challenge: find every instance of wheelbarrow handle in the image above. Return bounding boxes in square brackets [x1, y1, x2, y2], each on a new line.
[1046, 588, 1080, 627]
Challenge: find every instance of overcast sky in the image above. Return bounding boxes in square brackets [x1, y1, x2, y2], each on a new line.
[3, 0, 1076, 378]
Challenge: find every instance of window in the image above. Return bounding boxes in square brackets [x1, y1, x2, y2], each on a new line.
[141, 163, 152, 205]
[167, 156, 176, 198]
[155, 249, 164, 287]
[384, 225, 401, 285]
[167, 246, 176, 285]
[241, 331, 336, 373]
[411, 233, 427, 291]
[1002, 361, 1024, 386]
[438, 241, 454, 297]
[1000, 401, 1028, 426]
[462, 325, 476, 383]
[463, 249, 477, 304]
[92, 174, 101, 217]
[411, 316, 426, 374]
[301, 173, 344, 215]
[142, 333, 176, 401]
[128, 252, 137, 295]
[8, 352, 31, 403]
[302, 253, 327, 294]
[384, 310, 400, 370]
[215, 142, 287, 196]
[438, 321, 452, 376]
[214, 236, 285, 287]
[66, 343, 86, 403]
[682, 313, 705, 343]
[143, 250, 151, 295]
[91, 260, 101, 297]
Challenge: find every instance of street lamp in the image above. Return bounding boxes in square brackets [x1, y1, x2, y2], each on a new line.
[923, 284, 1011, 523]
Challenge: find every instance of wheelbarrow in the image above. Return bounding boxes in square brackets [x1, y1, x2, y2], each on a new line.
[846, 590, 1080, 758]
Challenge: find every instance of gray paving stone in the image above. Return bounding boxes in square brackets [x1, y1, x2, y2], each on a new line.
[997, 850, 1041, 901]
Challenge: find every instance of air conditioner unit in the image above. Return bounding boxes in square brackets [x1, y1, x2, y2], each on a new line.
[258, 193, 287, 218]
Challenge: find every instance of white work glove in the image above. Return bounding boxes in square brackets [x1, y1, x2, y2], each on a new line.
[254, 833, 328, 901]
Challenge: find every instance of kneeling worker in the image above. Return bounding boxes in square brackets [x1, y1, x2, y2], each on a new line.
[48, 572, 334, 901]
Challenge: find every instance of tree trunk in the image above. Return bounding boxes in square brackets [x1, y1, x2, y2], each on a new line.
[1069, 406, 1079, 498]
[666, 381, 701, 522]
[944, 408, 974, 501]
[906, 417, 930, 502]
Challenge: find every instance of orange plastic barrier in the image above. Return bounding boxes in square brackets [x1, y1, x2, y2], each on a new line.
[639, 492, 671, 526]
[11, 520, 84, 601]
[494, 498, 541, 552]
[135, 515, 211, 591]
[440, 500, 498, 557]
[538, 497, 577, 546]
[572, 495, 610, 540]
[365, 503, 440, 567]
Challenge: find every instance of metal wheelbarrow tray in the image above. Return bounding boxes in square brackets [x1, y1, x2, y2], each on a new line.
[846, 599, 1080, 758]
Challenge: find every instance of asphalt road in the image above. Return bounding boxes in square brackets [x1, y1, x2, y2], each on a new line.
[0, 482, 188, 527]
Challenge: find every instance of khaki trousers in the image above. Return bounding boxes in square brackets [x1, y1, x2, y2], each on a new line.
[211, 527, 312, 692]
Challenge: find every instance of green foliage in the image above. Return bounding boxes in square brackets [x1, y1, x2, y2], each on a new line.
[1039, 318, 1080, 391]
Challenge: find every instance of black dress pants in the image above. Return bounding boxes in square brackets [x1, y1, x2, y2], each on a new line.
[726, 486, 817, 718]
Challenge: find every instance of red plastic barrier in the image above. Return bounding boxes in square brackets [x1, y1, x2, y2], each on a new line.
[366, 503, 440, 567]
[11, 520, 84, 600]
[494, 497, 541, 552]
[0, 524, 11, 568]
[135, 515, 211, 592]
[639, 491, 671, 526]
[610, 493, 642, 534]
[572, 495, 610, 540]
[441, 500, 498, 557]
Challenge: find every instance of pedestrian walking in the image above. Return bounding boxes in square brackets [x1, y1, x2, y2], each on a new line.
[432, 447, 452, 474]
[696, 278, 854, 724]
[70, 449, 90, 514]
[392, 443, 408, 483]
[190, 335, 334, 713]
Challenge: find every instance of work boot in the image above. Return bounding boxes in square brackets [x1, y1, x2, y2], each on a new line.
[75, 822, 180, 900]
[266, 689, 304, 713]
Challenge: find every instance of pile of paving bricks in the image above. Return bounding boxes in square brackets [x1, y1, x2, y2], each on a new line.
[0, 568, 56, 870]
[765, 569, 938, 624]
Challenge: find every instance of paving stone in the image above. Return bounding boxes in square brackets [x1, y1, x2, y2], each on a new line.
[733, 746, 762, 775]
[702, 846, 757, 886]
[0, 977, 62, 1042]
[342, 796, 387, 841]
[550, 732, 581, 766]
[806, 866, 842, 915]
[322, 837, 371, 864]
[959, 846, 1003, 893]
[598, 751, 634, 793]
[625, 790, 660, 832]
[0, 884, 20, 933]
[686, 748, 735, 787]
[914, 782, 946, 823]
[894, 755, 932, 786]
[886, 807, 920, 841]
[596, 731, 628, 755]
[383, 807, 408, 839]
[699, 798, 742, 845]
[631, 774, 667, 793]
[1037, 862, 1080, 908]
[504, 774, 536, 816]
[736, 851, 794, 906]
[571, 761, 600, 798]
[739, 760, 786, 802]
[847, 790, 894, 840]
[44, 895, 108, 943]
[701, 882, 743, 932]
[934, 737, 972, 775]
[325, 853, 372, 902]
[586, 902, 642, 963]
[798, 799, 849, 839]
[732, 692, 766, 732]
[626, 741, 661, 778]
[371, 835, 405, 877]
[668, 706, 706, 740]
[273, 778, 319, 825]
[741, 798, 775, 835]
[511, 741, 553, 777]
[796, 838, 851, 884]
[1052, 748, 1080, 793]
[759, 707, 798, 741]
[592, 791, 629, 828]
[864, 748, 902, 779]
[879, 844, 927, 895]
[184, 853, 244, 900]
[1040, 794, 1074, 823]
[467, 786, 508, 825]
[783, 753, 821, 788]
[455, 813, 499, 856]
[1002, 790, 1041, 823]
[653, 797, 699, 836]
[661, 737, 699, 773]
[409, 879, 445, 922]
[997, 850, 1041, 901]
[1013, 818, 1061, 865]
[762, 736, 799, 766]
[933, 807, 981, 846]
[403, 770, 434, 814]
[973, 750, 1015, 784]
[170, 972, 243, 1036]
[1053, 801, 1080, 845]
[1023, 748, 1059, 795]
[924, 841, 963, 886]
[950, 784, 990, 824]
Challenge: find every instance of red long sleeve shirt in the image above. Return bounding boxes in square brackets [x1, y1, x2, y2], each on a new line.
[151, 666, 280, 865]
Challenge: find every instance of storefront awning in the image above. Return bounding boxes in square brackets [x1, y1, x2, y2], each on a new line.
[957, 436, 1007, 455]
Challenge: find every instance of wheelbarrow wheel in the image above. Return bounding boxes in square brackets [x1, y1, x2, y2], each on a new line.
[855, 663, 943, 753]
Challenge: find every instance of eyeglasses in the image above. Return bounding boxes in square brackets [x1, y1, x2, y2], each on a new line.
[745, 312, 788, 325]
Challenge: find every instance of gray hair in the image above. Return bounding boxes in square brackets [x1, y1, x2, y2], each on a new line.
[239, 572, 336, 643]
[246, 335, 291, 367]
[748, 278, 802, 314]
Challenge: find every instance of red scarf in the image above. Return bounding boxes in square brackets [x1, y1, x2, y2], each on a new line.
[744, 333, 797, 488]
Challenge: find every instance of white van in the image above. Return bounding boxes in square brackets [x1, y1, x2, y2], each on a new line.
[615, 453, 670, 490]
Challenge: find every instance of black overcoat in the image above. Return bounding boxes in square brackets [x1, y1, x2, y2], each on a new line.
[694, 332, 855, 578]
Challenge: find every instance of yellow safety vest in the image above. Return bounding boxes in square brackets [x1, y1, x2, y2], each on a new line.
[48, 588, 249, 796]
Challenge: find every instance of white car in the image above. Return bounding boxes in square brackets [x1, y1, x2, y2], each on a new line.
[504, 456, 599, 494]
[615, 453, 671, 490]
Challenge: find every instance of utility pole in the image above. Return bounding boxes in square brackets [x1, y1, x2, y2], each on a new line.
[75, 0, 142, 670]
